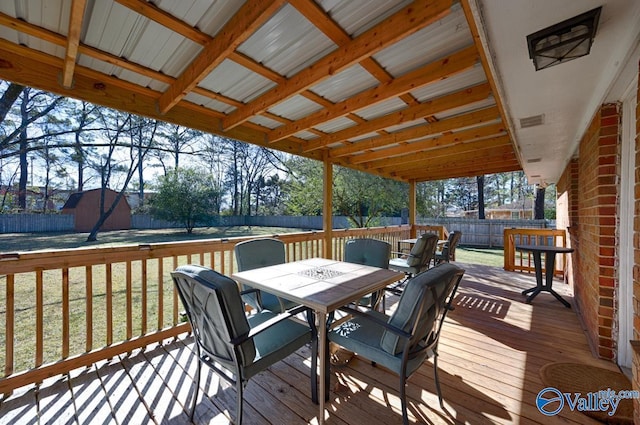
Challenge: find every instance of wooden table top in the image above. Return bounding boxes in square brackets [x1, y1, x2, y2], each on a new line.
[232, 257, 403, 314]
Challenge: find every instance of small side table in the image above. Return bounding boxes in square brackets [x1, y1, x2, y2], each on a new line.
[516, 244, 574, 308]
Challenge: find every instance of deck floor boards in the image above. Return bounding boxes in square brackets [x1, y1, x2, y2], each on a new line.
[0, 263, 620, 424]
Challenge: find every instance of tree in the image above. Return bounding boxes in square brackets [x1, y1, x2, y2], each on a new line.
[534, 185, 545, 219]
[150, 167, 220, 233]
[155, 124, 201, 171]
[477, 175, 485, 219]
[12, 88, 65, 209]
[85, 110, 156, 241]
[283, 156, 323, 215]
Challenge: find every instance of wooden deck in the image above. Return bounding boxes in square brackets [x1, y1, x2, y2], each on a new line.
[0, 263, 619, 424]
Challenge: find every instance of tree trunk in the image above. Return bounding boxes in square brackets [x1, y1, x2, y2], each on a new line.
[534, 186, 546, 219]
[18, 91, 29, 210]
[477, 175, 485, 219]
[0, 83, 24, 123]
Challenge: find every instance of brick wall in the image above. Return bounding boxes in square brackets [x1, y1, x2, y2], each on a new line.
[556, 159, 579, 288]
[557, 104, 621, 359]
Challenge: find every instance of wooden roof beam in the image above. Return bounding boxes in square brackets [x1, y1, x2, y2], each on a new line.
[156, 0, 285, 114]
[461, 0, 523, 167]
[114, 0, 210, 44]
[371, 135, 512, 171]
[62, 0, 87, 88]
[398, 154, 521, 179]
[0, 40, 320, 161]
[303, 82, 492, 152]
[289, 0, 421, 113]
[0, 11, 247, 110]
[268, 45, 479, 143]
[328, 106, 501, 158]
[403, 159, 521, 181]
[349, 122, 506, 164]
[222, 0, 453, 130]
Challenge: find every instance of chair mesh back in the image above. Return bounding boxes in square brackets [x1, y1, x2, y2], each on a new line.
[418, 234, 438, 270]
[234, 238, 286, 271]
[344, 238, 391, 269]
[381, 263, 463, 355]
[172, 265, 256, 366]
[441, 231, 461, 260]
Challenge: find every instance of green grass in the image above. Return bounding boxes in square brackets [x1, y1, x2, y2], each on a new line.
[455, 246, 505, 267]
[0, 226, 305, 253]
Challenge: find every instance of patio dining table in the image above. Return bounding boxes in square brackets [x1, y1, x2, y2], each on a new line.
[232, 257, 403, 424]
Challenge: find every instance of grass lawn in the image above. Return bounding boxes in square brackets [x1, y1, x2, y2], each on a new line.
[1, 226, 305, 253]
[455, 246, 505, 267]
[2, 226, 506, 267]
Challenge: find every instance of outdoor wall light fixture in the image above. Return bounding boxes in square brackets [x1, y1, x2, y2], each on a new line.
[526, 7, 602, 71]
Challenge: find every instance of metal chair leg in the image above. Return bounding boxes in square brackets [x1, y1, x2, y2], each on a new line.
[400, 374, 409, 425]
[236, 380, 244, 425]
[190, 349, 202, 421]
[433, 353, 444, 409]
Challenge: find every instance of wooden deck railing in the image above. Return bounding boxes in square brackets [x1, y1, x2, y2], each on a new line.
[0, 225, 421, 394]
[503, 228, 568, 277]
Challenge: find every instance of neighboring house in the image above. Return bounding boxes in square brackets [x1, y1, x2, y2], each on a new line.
[464, 199, 535, 219]
[0, 185, 74, 211]
[61, 188, 131, 232]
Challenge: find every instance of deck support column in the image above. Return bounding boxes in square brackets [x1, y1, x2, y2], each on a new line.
[409, 180, 416, 238]
[323, 159, 333, 259]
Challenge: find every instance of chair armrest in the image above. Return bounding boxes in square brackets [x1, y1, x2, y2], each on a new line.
[230, 305, 312, 345]
[391, 250, 410, 257]
[337, 305, 412, 340]
[239, 287, 260, 296]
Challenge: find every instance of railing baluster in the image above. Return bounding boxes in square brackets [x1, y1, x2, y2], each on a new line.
[35, 269, 43, 367]
[141, 259, 147, 335]
[62, 268, 69, 359]
[86, 265, 93, 352]
[126, 261, 132, 340]
[173, 256, 178, 325]
[157, 258, 163, 331]
[106, 263, 113, 346]
[5, 274, 14, 377]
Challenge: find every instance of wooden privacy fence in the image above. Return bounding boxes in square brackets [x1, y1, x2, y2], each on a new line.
[0, 225, 421, 394]
[503, 228, 568, 277]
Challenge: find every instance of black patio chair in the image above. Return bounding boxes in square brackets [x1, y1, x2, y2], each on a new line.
[234, 238, 298, 313]
[171, 264, 318, 424]
[434, 230, 462, 265]
[328, 263, 464, 424]
[344, 238, 392, 309]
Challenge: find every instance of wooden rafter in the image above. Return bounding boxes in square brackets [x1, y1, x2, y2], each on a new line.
[303, 82, 492, 152]
[222, 0, 453, 130]
[0, 40, 321, 161]
[288, 0, 421, 133]
[114, 0, 210, 44]
[157, 0, 285, 114]
[349, 122, 506, 165]
[399, 159, 521, 180]
[329, 106, 502, 158]
[64, 0, 87, 87]
[269, 45, 480, 143]
[460, 0, 522, 166]
[372, 136, 513, 171]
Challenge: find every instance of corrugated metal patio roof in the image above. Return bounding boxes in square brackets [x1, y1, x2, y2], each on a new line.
[0, 0, 519, 182]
